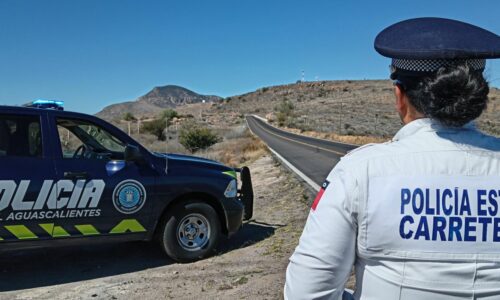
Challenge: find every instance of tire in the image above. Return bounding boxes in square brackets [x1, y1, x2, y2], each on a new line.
[160, 200, 221, 262]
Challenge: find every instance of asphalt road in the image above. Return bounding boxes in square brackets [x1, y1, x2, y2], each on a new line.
[246, 115, 358, 191]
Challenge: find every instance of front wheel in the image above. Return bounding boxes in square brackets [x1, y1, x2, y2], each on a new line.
[160, 201, 221, 262]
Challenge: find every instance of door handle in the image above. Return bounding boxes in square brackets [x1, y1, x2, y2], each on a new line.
[64, 171, 88, 179]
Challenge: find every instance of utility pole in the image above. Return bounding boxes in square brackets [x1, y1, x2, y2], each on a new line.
[200, 100, 205, 119]
[301, 70, 305, 82]
[337, 89, 342, 135]
[339, 101, 343, 135]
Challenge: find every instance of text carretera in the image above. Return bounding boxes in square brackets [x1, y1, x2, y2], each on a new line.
[399, 187, 500, 242]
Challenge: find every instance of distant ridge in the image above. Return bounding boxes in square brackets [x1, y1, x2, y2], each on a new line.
[97, 85, 221, 120]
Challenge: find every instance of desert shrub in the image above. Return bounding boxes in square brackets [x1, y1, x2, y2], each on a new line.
[274, 99, 295, 126]
[142, 109, 179, 141]
[179, 122, 221, 153]
[276, 114, 286, 126]
[317, 88, 326, 97]
[159, 108, 178, 120]
[123, 112, 136, 121]
[143, 118, 167, 141]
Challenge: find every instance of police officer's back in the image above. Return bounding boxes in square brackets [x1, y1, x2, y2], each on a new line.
[285, 18, 500, 300]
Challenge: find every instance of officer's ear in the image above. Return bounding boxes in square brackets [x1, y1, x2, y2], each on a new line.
[394, 84, 407, 116]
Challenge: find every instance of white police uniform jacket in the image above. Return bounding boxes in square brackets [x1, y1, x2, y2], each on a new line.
[285, 118, 500, 300]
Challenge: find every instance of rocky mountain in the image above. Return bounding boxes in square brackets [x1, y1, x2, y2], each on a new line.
[97, 85, 222, 120]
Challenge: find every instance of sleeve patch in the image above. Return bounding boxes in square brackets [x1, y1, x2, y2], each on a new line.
[311, 180, 330, 211]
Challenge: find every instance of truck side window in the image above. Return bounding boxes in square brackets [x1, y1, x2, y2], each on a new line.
[0, 114, 42, 158]
[56, 118, 126, 160]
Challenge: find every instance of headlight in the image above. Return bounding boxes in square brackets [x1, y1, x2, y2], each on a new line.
[224, 179, 237, 198]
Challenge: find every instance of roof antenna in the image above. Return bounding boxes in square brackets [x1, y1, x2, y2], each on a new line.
[164, 117, 168, 174]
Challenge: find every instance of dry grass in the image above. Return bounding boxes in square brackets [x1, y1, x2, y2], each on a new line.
[199, 133, 268, 167]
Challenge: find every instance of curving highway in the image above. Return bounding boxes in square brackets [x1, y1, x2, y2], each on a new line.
[246, 115, 357, 191]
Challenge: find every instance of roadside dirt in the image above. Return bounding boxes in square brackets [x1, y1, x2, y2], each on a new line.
[0, 154, 312, 300]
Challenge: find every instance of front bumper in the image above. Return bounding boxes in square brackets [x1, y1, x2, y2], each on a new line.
[225, 206, 244, 236]
[236, 166, 254, 220]
[222, 166, 254, 237]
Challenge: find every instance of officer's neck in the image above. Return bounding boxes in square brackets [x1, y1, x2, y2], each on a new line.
[395, 90, 425, 125]
[401, 108, 425, 125]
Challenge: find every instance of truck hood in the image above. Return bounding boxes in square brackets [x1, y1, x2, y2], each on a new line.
[153, 152, 231, 170]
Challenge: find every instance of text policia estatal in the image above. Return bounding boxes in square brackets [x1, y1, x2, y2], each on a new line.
[0, 180, 104, 221]
[400, 187, 500, 242]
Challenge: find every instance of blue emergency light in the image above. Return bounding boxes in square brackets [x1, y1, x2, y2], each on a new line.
[24, 99, 64, 110]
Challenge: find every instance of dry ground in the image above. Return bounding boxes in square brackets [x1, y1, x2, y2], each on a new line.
[0, 154, 313, 300]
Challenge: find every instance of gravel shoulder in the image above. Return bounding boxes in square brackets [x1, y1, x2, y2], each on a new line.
[0, 154, 312, 300]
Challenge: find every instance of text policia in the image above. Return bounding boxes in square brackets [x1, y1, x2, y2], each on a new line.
[0, 179, 104, 221]
[399, 187, 500, 242]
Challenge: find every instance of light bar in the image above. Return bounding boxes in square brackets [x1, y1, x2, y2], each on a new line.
[24, 99, 64, 110]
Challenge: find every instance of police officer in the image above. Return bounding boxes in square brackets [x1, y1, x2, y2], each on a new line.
[285, 17, 500, 299]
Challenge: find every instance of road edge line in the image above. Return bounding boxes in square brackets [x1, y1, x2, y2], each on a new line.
[250, 114, 358, 148]
[245, 116, 321, 192]
[252, 114, 268, 123]
[267, 147, 321, 192]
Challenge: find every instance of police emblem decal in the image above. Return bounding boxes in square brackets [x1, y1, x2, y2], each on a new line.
[112, 180, 146, 214]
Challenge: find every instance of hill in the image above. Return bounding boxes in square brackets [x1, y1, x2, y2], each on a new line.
[201, 80, 500, 138]
[97, 85, 222, 120]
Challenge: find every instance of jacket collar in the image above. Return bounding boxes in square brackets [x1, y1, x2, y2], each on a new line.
[392, 118, 476, 141]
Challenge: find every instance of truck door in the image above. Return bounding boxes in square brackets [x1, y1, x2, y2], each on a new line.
[0, 111, 58, 241]
[50, 115, 156, 239]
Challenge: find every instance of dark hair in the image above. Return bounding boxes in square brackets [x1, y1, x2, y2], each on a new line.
[394, 64, 489, 127]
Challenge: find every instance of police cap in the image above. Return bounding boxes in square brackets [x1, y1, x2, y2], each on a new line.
[374, 17, 500, 78]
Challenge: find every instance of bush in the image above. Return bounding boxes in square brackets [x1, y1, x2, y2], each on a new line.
[159, 109, 178, 120]
[274, 99, 295, 126]
[142, 109, 179, 141]
[143, 118, 168, 141]
[179, 122, 222, 153]
[123, 112, 136, 121]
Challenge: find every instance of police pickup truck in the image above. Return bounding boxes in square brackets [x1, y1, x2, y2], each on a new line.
[0, 100, 253, 262]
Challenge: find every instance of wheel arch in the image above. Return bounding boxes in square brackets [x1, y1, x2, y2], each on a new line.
[153, 192, 228, 239]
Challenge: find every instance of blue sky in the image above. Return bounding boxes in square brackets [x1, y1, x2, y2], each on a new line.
[0, 0, 499, 114]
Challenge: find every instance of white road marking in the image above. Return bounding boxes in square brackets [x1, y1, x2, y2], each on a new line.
[246, 116, 321, 192]
[251, 114, 358, 147]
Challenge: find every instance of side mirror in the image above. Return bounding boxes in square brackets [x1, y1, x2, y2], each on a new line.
[124, 144, 143, 162]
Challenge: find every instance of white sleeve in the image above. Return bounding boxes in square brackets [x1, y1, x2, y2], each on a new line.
[284, 169, 357, 300]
